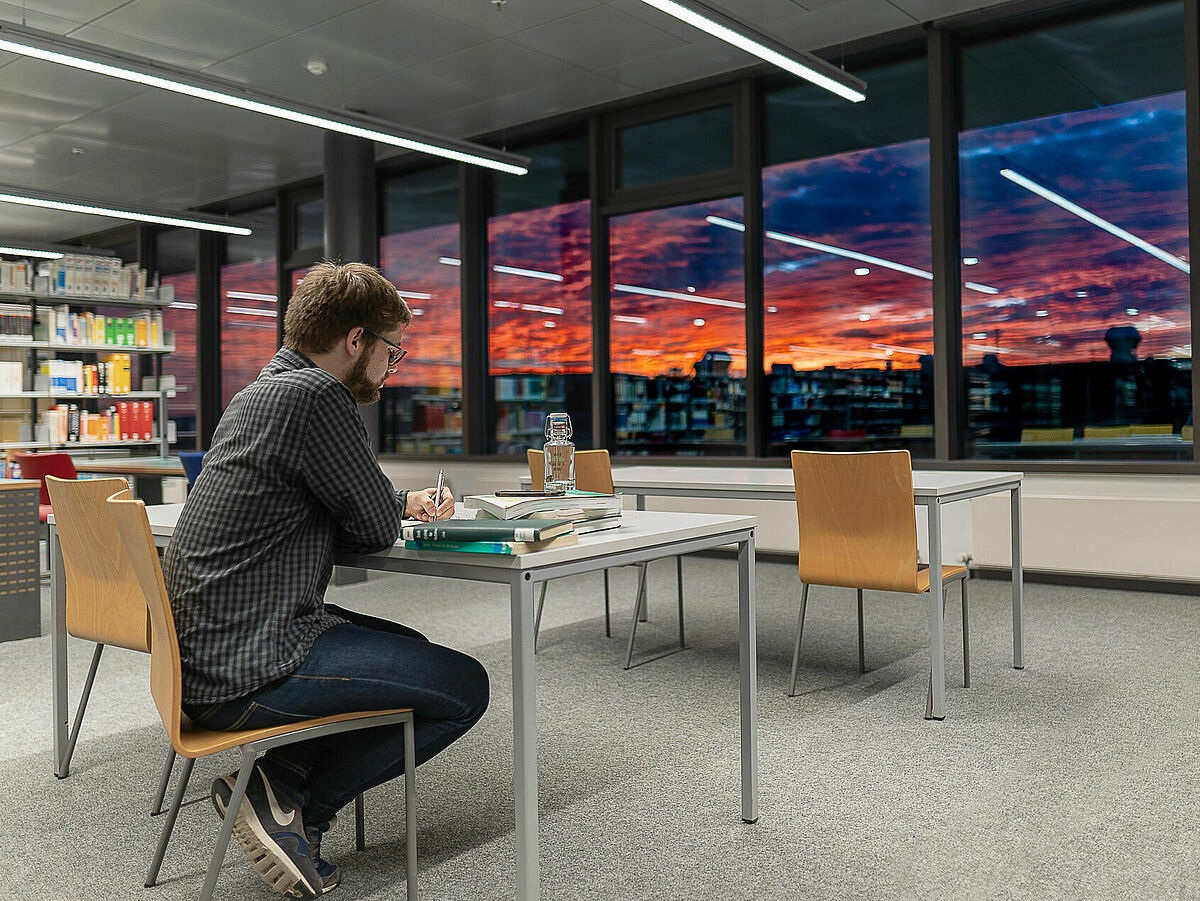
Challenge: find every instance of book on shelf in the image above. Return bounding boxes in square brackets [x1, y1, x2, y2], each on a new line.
[463, 490, 622, 520]
[403, 532, 579, 555]
[400, 518, 574, 543]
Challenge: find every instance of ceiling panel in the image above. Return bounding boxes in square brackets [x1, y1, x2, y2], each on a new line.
[196, 0, 378, 33]
[506, 6, 690, 72]
[597, 36, 752, 92]
[0, 0, 125, 31]
[329, 66, 494, 123]
[406, 37, 590, 97]
[0, 57, 146, 131]
[326, 0, 494, 70]
[397, 0, 604, 39]
[770, 0, 918, 53]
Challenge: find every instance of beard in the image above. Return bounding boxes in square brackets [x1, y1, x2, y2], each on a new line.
[345, 351, 383, 405]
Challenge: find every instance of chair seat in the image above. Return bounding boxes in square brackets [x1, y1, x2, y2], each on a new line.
[176, 707, 412, 758]
[916, 563, 968, 593]
[39, 504, 52, 522]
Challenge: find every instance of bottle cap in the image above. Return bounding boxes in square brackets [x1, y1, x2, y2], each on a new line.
[545, 412, 572, 440]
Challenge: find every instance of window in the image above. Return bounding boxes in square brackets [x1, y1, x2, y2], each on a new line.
[960, 2, 1190, 460]
[763, 55, 933, 455]
[617, 105, 735, 189]
[610, 196, 746, 455]
[379, 167, 461, 454]
[489, 136, 591, 454]
[220, 208, 278, 408]
[294, 196, 324, 251]
[156, 230, 197, 450]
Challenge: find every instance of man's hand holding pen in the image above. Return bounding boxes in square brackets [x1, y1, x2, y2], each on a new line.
[406, 485, 454, 521]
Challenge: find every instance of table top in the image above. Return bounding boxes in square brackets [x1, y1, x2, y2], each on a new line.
[73, 456, 184, 476]
[521, 466, 1022, 499]
[143, 504, 757, 571]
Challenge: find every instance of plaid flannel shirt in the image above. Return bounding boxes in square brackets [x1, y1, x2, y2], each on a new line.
[164, 347, 408, 704]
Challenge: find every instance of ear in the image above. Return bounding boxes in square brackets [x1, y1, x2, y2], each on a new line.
[345, 326, 367, 359]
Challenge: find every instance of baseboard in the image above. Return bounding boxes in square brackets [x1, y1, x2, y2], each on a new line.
[971, 565, 1200, 595]
[692, 550, 1200, 595]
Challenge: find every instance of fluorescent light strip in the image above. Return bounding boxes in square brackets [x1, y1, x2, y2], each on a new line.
[520, 303, 564, 315]
[870, 342, 928, 355]
[613, 283, 745, 309]
[633, 0, 866, 102]
[0, 188, 251, 235]
[967, 343, 1014, 354]
[789, 344, 889, 359]
[396, 291, 433, 300]
[168, 301, 197, 310]
[0, 245, 62, 258]
[225, 290, 276, 302]
[226, 306, 277, 317]
[0, 23, 529, 175]
[492, 264, 563, 282]
[438, 257, 462, 267]
[706, 215, 1001, 294]
[614, 315, 649, 324]
[1000, 168, 1189, 274]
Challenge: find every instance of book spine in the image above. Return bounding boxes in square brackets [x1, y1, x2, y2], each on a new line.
[401, 524, 545, 541]
[403, 540, 516, 554]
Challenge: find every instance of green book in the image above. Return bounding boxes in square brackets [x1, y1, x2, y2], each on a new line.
[400, 517, 574, 543]
[404, 532, 579, 554]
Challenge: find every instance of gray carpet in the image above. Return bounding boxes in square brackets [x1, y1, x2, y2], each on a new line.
[2, 557, 1197, 900]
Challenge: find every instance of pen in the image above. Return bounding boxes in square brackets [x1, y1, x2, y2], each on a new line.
[433, 468, 445, 520]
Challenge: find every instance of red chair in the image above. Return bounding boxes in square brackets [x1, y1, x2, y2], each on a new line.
[14, 452, 78, 524]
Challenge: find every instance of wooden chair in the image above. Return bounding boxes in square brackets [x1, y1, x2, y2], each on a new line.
[44, 475, 166, 788]
[789, 450, 969, 717]
[1019, 427, 1074, 443]
[1131, 423, 1173, 436]
[527, 449, 685, 669]
[1083, 425, 1133, 438]
[105, 490, 418, 901]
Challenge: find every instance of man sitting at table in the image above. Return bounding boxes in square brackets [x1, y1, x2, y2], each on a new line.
[163, 261, 489, 898]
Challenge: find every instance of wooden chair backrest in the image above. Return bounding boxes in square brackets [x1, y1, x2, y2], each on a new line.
[1184, 426, 1194, 442]
[1083, 426, 1133, 438]
[45, 475, 151, 651]
[1131, 423, 1173, 436]
[106, 491, 182, 751]
[526, 449, 614, 494]
[791, 449, 921, 593]
[1020, 428, 1074, 443]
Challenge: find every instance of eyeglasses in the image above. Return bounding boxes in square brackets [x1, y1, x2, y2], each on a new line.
[364, 327, 407, 370]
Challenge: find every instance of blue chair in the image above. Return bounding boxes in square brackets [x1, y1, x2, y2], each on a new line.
[178, 451, 205, 489]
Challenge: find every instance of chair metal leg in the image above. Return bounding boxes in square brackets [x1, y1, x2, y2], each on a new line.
[145, 754, 195, 887]
[355, 792, 366, 852]
[856, 588, 866, 674]
[404, 717, 417, 901]
[61, 643, 104, 776]
[198, 751, 257, 901]
[961, 577, 971, 689]
[788, 583, 810, 697]
[532, 582, 549, 651]
[150, 746, 177, 817]
[603, 569, 611, 638]
[675, 555, 686, 650]
[623, 563, 650, 670]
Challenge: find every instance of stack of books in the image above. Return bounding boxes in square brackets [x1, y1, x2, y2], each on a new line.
[401, 517, 577, 555]
[463, 489, 623, 535]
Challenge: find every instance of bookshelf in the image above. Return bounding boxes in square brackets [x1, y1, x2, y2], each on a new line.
[0, 250, 179, 463]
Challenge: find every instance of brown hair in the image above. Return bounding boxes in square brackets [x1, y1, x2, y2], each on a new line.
[283, 260, 412, 355]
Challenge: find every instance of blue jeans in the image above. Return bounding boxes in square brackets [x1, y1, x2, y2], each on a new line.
[184, 604, 489, 824]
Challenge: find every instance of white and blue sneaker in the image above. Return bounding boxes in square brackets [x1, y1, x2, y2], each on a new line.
[210, 768, 323, 898]
[306, 820, 341, 894]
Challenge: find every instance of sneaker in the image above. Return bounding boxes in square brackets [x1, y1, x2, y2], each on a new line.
[209, 768, 323, 899]
[305, 819, 341, 894]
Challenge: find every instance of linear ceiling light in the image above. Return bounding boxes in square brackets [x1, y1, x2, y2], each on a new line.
[0, 183, 252, 234]
[613, 283, 745, 309]
[632, 0, 866, 102]
[705, 215, 1001, 295]
[0, 21, 530, 176]
[999, 168, 1189, 274]
[0, 243, 64, 258]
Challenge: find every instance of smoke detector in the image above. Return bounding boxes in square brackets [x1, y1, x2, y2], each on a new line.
[305, 57, 328, 76]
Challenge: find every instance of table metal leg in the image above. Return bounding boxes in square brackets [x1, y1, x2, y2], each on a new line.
[510, 573, 539, 900]
[1011, 484, 1024, 670]
[50, 522, 69, 777]
[635, 495, 648, 621]
[926, 500, 946, 720]
[738, 531, 758, 824]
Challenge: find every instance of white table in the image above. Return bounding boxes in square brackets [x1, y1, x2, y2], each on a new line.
[49, 507, 759, 900]
[525, 466, 1023, 720]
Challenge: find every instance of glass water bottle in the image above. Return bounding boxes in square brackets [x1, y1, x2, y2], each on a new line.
[543, 413, 575, 492]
